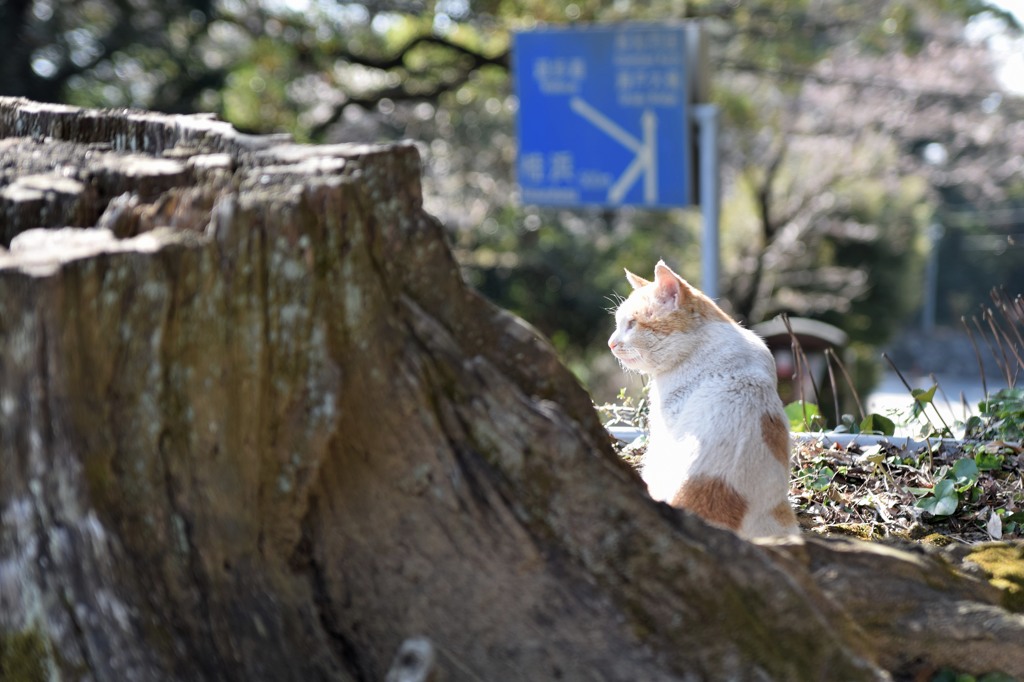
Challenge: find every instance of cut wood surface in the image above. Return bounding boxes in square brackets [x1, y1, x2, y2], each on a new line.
[1, 97, 1022, 681]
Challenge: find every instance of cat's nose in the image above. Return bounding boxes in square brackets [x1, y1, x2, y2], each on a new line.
[608, 337, 618, 350]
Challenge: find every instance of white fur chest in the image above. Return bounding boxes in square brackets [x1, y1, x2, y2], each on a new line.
[640, 382, 701, 503]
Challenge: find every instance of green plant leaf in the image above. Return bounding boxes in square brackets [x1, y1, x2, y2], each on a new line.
[860, 444, 885, 465]
[859, 413, 896, 436]
[974, 451, 1004, 471]
[915, 479, 958, 517]
[911, 385, 937, 404]
[801, 465, 835, 492]
[977, 387, 1024, 442]
[785, 401, 821, 432]
[990, 387, 1024, 403]
[836, 413, 858, 434]
[1000, 511, 1024, 525]
[910, 385, 938, 419]
[963, 414, 984, 438]
[951, 458, 979, 489]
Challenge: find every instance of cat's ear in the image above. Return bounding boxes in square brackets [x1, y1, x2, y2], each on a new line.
[624, 269, 651, 290]
[653, 261, 683, 307]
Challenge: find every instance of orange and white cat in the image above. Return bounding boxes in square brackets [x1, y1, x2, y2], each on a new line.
[609, 260, 799, 538]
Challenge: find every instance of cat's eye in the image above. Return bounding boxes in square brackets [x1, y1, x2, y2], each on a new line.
[625, 319, 636, 330]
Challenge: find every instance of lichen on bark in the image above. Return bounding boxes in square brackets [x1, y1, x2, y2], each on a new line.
[966, 543, 1024, 612]
[0, 628, 50, 682]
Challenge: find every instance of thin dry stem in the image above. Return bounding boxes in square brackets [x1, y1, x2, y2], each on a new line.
[984, 308, 1016, 386]
[992, 289, 1024, 354]
[984, 304, 1023, 386]
[782, 314, 823, 428]
[825, 349, 842, 423]
[962, 316, 989, 401]
[929, 372, 959, 422]
[973, 315, 1007, 382]
[828, 347, 865, 419]
[882, 352, 940, 470]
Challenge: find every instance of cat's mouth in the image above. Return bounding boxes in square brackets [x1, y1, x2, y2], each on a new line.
[612, 348, 641, 367]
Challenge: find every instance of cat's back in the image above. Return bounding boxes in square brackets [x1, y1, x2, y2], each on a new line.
[703, 320, 778, 380]
[658, 319, 779, 407]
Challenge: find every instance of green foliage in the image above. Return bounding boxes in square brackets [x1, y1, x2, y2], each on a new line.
[974, 451, 1005, 471]
[597, 385, 650, 431]
[785, 384, 1021, 533]
[973, 388, 1024, 443]
[911, 384, 938, 418]
[798, 460, 837, 492]
[916, 478, 959, 517]
[856, 412, 897, 436]
[878, 379, 959, 441]
[913, 454, 991, 518]
[834, 412, 897, 436]
[785, 400, 824, 432]
[786, 401, 895, 435]
[952, 457, 980, 487]
[221, 38, 304, 135]
[999, 510, 1024, 537]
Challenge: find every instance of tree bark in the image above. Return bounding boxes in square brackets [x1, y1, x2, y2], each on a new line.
[0, 96, 1021, 681]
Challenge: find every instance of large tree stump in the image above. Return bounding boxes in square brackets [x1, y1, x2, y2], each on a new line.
[0, 97, 1022, 681]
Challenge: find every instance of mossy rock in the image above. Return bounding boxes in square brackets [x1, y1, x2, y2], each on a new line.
[965, 542, 1024, 612]
[918, 532, 958, 547]
[0, 629, 49, 682]
[822, 523, 886, 541]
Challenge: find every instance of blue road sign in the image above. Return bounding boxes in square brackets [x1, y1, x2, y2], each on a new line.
[514, 24, 693, 208]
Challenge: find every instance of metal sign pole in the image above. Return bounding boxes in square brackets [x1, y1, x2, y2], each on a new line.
[692, 103, 720, 300]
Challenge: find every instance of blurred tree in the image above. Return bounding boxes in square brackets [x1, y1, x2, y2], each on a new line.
[2, 0, 1022, 398]
[0, 0, 220, 111]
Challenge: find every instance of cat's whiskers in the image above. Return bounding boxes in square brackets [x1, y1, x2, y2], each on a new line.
[604, 293, 625, 315]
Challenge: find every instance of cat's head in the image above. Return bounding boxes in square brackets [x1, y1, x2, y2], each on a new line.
[608, 260, 730, 374]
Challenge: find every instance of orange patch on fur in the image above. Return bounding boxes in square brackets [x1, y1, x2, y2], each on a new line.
[638, 312, 696, 336]
[761, 412, 791, 466]
[685, 286, 733, 324]
[625, 266, 733, 336]
[671, 475, 748, 530]
[771, 500, 797, 528]
[634, 298, 730, 336]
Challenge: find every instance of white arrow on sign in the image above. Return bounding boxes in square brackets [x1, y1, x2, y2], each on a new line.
[569, 97, 657, 204]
